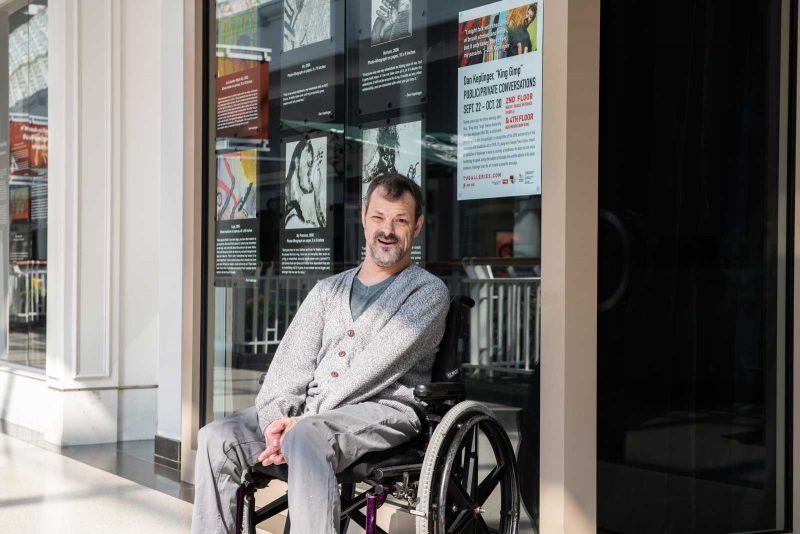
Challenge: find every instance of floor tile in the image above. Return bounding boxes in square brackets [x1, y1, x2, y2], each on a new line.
[0, 432, 192, 534]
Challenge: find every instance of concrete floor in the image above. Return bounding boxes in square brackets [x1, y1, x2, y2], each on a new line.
[0, 432, 192, 534]
[0, 427, 537, 534]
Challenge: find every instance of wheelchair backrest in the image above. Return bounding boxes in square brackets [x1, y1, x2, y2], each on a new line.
[430, 296, 475, 383]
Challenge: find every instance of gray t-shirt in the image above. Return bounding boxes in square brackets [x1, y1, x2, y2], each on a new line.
[350, 274, 397, 321]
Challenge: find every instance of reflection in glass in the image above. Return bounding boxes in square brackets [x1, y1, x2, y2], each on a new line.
[1, 1, 48, 370]
[597, 2, 792, 532]
[205, 1, 541, 530]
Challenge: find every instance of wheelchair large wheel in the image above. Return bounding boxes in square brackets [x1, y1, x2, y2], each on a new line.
[416, 401, 520, 534]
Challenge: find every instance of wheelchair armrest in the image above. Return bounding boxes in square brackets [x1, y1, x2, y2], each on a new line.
[414, 382, 465, 402]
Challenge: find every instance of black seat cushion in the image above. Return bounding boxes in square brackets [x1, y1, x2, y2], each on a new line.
[251, 437, 425, 484]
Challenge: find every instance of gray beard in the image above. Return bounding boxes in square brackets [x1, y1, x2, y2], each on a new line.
[368, 240, 405, 267]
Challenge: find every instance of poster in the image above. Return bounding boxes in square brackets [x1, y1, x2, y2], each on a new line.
[360, 116, 424, 262]
[281, 0, 337, 123]
[215, 150, 259, 285]
[9, 119, 48, 176]
[357, 0, 427, 115]
[457, 0, 542, 200]
[280, 133, 334, 275]
[216, 62, 269, 140]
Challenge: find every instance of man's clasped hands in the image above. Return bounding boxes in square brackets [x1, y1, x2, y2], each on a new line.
[257, 417, 296, 466]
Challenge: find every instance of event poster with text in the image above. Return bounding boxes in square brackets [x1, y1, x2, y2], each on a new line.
[457, 0, 542, 200]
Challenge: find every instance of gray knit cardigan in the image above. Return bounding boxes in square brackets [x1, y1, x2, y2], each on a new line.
[255, 264, 450, 432]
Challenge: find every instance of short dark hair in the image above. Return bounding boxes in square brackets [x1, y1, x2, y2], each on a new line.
[365, 173, 423, 220]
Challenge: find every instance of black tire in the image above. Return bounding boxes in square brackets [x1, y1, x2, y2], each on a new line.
[416, 401, 520, 534]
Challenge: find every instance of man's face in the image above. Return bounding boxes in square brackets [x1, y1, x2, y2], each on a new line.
[362, 186, 423, 268]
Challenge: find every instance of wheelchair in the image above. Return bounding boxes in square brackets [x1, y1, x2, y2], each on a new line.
[235, 296, 521, 533]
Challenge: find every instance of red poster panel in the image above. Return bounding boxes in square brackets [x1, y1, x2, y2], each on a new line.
[215, 62, 269, 140]
[9, 120, 48, 176]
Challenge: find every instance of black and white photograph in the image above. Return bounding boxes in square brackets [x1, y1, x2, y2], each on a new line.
[370, 0, 412, 46]
[283, 0, 331, 52]
[361, 119, 422, 202]
[284, 136, 328, 229]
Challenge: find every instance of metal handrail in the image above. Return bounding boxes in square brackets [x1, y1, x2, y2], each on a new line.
[229, 272, 541, 376]
[9, 266, 47, 324]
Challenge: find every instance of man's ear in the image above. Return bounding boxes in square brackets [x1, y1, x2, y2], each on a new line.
[361, 205, 367, 227]
[414, 214, 425, 238]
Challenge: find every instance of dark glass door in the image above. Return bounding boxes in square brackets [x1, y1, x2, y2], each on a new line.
[597, 1, 794, 533]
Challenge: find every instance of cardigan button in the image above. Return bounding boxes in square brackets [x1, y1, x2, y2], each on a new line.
[331, 371, 339, 378]
[347, 329, 355, 337]
[338, 351, 346, 357]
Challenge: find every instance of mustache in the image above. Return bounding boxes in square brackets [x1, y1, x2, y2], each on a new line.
[374, 231, 399, 243]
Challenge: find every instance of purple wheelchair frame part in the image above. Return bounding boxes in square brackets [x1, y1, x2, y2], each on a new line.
[234, 473, 389, 534]
[365, 489, 387, 534]
[234, 476, 252, 533]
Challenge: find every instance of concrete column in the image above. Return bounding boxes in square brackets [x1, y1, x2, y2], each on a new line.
[157, 0, 185, 446]
[46, 0, 122, 445]
[180, 0, 204, 481]
[46, 0, 162, 446]
[539, 0, 600, 532]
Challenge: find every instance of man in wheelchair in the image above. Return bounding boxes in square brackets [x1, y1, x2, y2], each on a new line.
[191, 173, 451, 534]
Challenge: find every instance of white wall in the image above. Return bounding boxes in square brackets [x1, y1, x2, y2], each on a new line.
[0, 0, 171, 446]
[0, 0, 185, 450]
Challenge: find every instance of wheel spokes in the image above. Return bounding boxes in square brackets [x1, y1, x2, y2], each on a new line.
[447, 477, 475, 509]
[435, 412, 519, 534]
[475, 463, 507, 505]
[446, 509, 473, 534]
[463, 426, 480, 497]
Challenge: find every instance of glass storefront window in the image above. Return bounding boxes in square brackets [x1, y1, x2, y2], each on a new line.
[205, 0, 541, 529]
[0, 1, 48, 370]
[597, 1, 794, 532]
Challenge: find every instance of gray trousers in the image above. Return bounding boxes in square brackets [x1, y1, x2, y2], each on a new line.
[190, 403, 419, 534]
